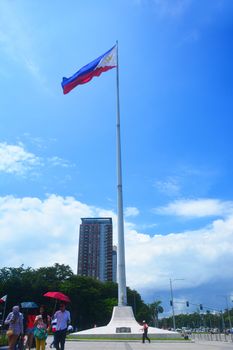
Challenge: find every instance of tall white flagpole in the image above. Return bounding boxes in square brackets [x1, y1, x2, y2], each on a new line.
[116, 41, 127, 306]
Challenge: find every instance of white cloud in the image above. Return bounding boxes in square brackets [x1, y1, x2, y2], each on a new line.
[126, 215, 233, 291]
[0, 1, 45, 85]
[154, 198, 233, 218]
[0, 195, 95, 268]
[0, 142, 41, 175]
[48, 156, 73, 168]
[0, 195, 119, 271]
[154, 178, 180, 196]
[0, 142, 74, 176]
[22, 133, 57, 150]
[125, 207, 140, 217]
[1, 194, 233, 299]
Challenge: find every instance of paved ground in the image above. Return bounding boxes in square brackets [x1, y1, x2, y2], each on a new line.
[1, 335, 232, 350]
[62, 339, 233, 350]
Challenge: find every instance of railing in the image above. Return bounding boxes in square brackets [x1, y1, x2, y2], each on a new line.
[191, 332, 233, 343]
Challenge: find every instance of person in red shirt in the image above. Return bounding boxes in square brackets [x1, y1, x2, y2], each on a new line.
[142, 320, 151, 343]
[25, 312, 36, 349]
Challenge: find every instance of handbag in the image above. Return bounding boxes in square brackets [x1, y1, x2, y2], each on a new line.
[6, 329, 14, 336]
[34, 327, 47, 340]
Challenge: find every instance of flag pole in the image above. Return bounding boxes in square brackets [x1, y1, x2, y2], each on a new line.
[116, 41, 127, 306]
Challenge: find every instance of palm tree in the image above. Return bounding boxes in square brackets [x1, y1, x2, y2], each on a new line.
[148, 300, 164, 327]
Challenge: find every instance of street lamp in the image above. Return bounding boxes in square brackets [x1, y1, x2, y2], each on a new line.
[169, 278, 184, 330]
[225, 296, 232, 330]
[218, 295, 232, 330]
[220, 310, 225, 331]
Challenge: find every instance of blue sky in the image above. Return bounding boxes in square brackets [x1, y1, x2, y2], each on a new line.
[1, 0, 233, 315]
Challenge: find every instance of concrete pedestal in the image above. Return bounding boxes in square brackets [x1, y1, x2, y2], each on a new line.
[72, 306, 179, 339]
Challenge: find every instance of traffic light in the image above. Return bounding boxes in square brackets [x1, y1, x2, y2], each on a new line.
[186, 301, 189, 307]
[170, 300, 173, 306]
[200, 304, 203, 310]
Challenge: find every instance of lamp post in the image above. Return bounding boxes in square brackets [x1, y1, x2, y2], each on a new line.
[220, 310, 225, 331]
[225, 296, 232, 330]
[169, 278, 184, 330]
[218, 295, 232, 330]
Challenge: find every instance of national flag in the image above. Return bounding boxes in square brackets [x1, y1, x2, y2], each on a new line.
[0, 295, 7, 303]
[61, 45, 117, 94]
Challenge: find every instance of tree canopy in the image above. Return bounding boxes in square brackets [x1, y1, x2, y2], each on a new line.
[2, 264, 231, 331]
[0, 264, 151, 330]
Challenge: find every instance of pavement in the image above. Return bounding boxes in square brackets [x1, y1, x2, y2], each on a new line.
[1, 335, 233, 350]
[63, 339, 233, 350]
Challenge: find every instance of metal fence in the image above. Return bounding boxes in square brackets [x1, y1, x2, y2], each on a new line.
[191, 332, 233, 343]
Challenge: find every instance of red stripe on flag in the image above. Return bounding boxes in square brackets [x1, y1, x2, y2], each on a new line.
[63, 65, 115, 94]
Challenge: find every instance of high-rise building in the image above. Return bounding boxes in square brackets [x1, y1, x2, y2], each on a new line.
[77, 217, 113, 282]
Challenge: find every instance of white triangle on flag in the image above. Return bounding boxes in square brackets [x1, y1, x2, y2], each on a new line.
[0, 295, 7, 302]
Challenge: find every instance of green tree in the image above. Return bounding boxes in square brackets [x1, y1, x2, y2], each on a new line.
[148, 300, 164, 327]
[0, 264, 73, 314]
[0, 264, 152, 331]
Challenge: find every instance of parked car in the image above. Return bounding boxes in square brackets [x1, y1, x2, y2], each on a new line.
[175, 328, 182, 332]
[182, 327, 192, 334]
[210, 328, 219, 334]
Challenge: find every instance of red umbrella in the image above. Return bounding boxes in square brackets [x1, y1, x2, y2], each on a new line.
[43, 291, 71, 303]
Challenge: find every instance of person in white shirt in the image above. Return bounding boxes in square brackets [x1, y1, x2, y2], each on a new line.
[53, 303, 71, 350]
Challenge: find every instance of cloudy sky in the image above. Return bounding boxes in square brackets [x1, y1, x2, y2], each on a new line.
[1, 0, 233, 315]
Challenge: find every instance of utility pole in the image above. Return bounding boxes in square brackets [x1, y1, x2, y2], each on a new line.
[169, 278, 184, 330]
[169, 279, 176, 330]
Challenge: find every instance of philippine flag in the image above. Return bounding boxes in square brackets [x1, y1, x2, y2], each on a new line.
[0, 295, 7, 303]
[61, 45, 117, 94]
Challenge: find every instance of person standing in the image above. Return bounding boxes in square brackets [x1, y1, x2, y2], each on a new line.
[38, 305, 51, 329]
[4, 305, 24, 350]
[34, 314, 48, 350]
[34, 305, 50, 350]
[142, 320, 151, 343]
[53, 302, 71, 350]
[25, 309, 36, 350]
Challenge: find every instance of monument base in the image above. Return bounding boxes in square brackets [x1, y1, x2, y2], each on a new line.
[72, 306, 180, 339]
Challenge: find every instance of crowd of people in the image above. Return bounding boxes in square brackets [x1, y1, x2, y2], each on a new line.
[3, 302, 71, 350]
[3, 303, 151, 348]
